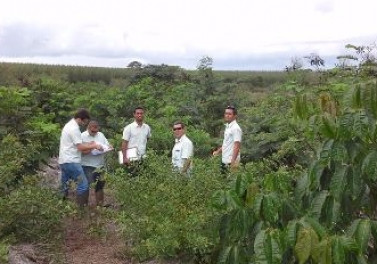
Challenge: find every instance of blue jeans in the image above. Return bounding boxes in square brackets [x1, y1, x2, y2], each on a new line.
[60, 163, 89, 196]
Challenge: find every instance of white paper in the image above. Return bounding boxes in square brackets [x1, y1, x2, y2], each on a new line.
[118, 148, 139, 164]
[91, 143, 113, 156]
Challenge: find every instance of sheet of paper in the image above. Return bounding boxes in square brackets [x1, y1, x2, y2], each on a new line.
[91, 143, 113, 156]
[118, 148, 139, 164]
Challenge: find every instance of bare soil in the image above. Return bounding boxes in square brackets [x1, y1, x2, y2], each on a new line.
[62, 191, 129, 264]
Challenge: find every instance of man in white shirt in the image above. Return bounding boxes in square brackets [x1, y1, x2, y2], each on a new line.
[213, 105, 242, 173]
[81, 121, 112, 206]
[121, 107, 151, 175]
[58, 109, 103, 207]
[171, 121, 194, 175]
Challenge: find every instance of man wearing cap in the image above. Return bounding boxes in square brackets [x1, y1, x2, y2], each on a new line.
[212, 105, 242, 173]
[171, 121, 194, 175]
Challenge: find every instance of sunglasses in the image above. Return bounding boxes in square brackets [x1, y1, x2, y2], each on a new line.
[173, 127, 183, 131]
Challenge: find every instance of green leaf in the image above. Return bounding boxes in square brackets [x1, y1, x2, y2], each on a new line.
[286, 220, 298, 247]
[262, 194, 279, 223]
[310, 191, 329, 220]
[348, 219, 371, 254]
[352, 109, 369, 140]
[329, 165, 348, 200]
[295, 172, 309, 201]
[361, 150, 377, 181]
[253, 194, 264, 219]
[322, 196, 341, 226]
[294, 227, 319, 264]
[309, 160, 325, 191]
[332, 236, 345, 264]
[312, 236, 332, 264]
[352, 84, 362, 109]
[254, 229, 281, 264]
[320, 114, 337, 139]
[301, 216, 327, 240]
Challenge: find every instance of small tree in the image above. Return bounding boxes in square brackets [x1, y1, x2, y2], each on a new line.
[304, 53, 325, 70]
[127, 61, 143, 68]
[197, 56, 213, 70]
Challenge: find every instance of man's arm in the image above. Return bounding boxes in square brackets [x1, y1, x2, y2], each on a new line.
[230, 141, 241, 167]
[181, 158, 191, 173]
[77, 141, 102, 152]
[121, 140, 130, 165]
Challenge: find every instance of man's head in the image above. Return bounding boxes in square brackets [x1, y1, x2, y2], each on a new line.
[224, 105, 237, 123]
[172, 121, 185, 139]
[74, 108, 90, 126]
[133, 107, 145, 124]
[87, 120, 100, 136]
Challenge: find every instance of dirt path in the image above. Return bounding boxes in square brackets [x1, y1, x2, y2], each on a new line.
[63, 193, 129, 264]
[60, 190, 131, 264]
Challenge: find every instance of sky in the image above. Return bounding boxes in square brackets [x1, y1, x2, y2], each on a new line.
[0, 0, 376, 70]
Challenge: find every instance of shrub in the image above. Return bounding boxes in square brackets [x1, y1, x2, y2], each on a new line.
[109, 152, 227, 262]
[0, 184, 73, 242]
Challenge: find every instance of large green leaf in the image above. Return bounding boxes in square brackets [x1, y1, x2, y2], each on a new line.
[254, 229, 281, 264]
[352, 84, 362, 109]
[347, 219, 371, 254]
[295, 172, 309, 202]
[321, 195, 341, 226]
[338, 112, 353, 140]
[329, 164, 348, 200]
[352, 109, 370, 140]
[320, 114, 337, 139]
[332, 236, 345, 264]
[310, 191, 329, 220]
[309, 159, 326, 191]
[286, 220, 298, 247]
[319, 139, 335, 162]
[262, 194, 279, 223]
[294, 227, 319, 264]
[312, 236, 332, 264]
[361, 150, 377, 181]
[301, 216, 327, 240]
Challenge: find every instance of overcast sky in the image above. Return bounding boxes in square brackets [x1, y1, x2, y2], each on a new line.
[0, 0, 376, 70]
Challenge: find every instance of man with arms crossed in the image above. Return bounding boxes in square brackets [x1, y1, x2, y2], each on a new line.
[58, 109, 103, 207]
[213, 105, 242, 173]
[122, 107, 151, 174]
[81, 120, 112, 206]
[172, 121, 194, 175]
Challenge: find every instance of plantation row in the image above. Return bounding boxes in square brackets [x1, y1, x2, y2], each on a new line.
[1, 45, 377, 263]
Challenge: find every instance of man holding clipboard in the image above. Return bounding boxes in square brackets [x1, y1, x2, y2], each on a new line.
[121, 107, 151, 175]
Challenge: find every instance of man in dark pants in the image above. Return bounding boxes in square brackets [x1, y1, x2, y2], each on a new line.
[81, 120, 113, 206]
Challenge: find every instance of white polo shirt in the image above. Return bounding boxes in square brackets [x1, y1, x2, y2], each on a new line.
[172, 134, 194, 171]
[58, 118, 83, 164]
[81, 131, 110, 168]
[122, 121, 151, 158]
[222, 120, 242, 164]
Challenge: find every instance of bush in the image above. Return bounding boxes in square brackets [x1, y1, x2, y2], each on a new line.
[0, 184, 73, 242]
[109, 152, 227, 262]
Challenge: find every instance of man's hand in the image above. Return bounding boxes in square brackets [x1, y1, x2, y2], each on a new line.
[212, 148, 221, 156]
[230, 162, 239, 172]
[94, 143, 104, 151]
[123, 157, 130, 165]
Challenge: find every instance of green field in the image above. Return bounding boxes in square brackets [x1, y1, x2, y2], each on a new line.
[1, 50, 377, 263]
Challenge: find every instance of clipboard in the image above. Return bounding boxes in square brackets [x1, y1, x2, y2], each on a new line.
[118, 147, 139, 164]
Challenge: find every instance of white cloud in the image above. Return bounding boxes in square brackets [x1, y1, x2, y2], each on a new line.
[0, 0, 376, 69]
